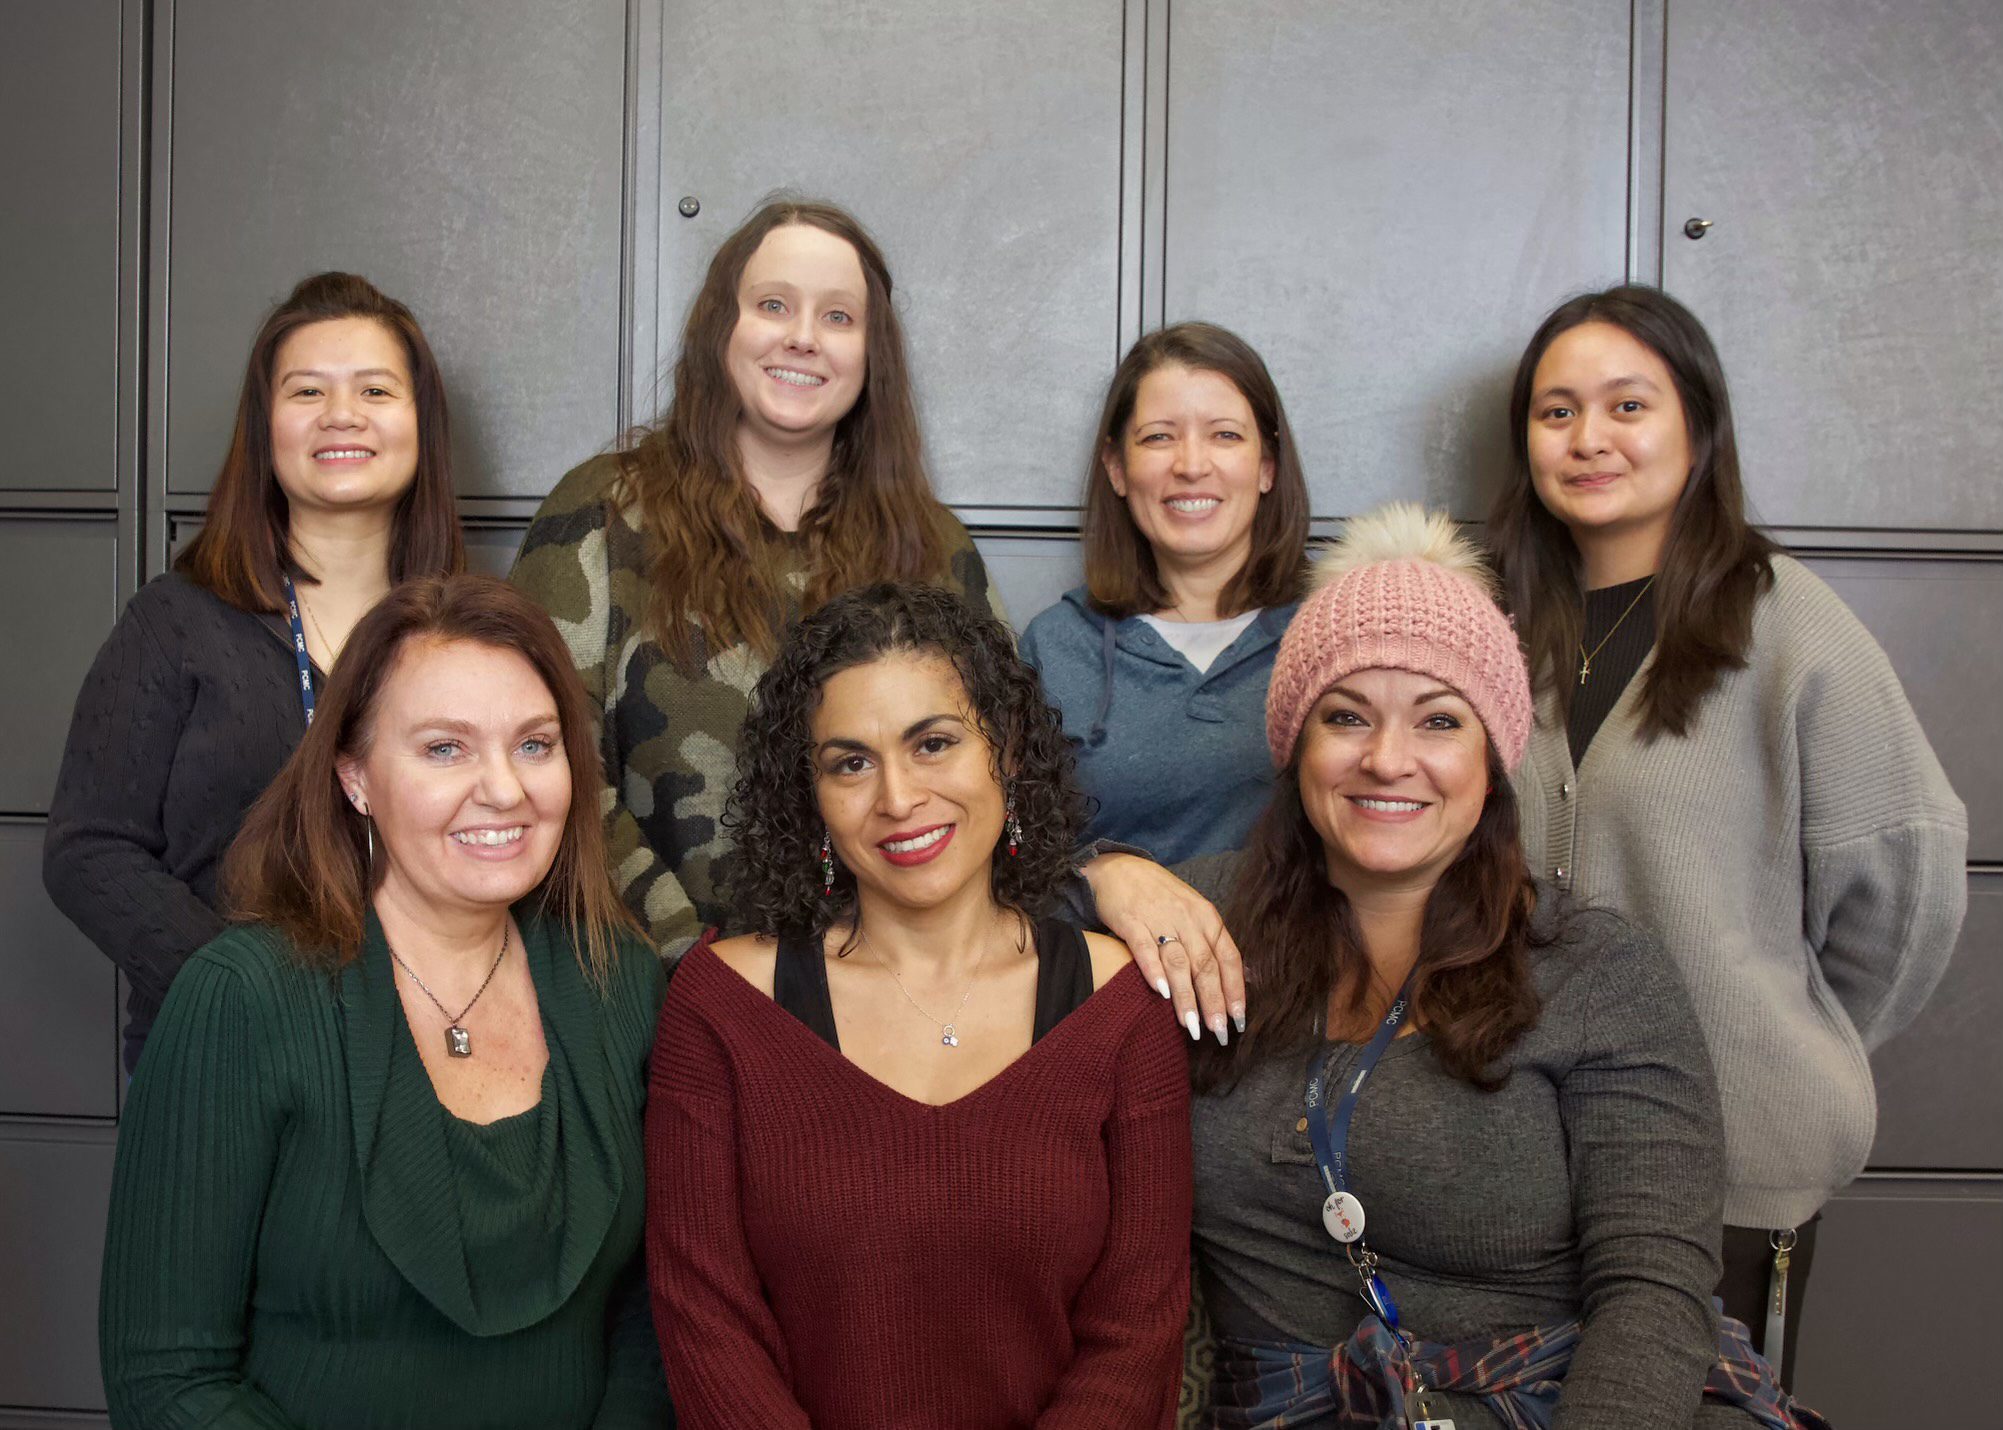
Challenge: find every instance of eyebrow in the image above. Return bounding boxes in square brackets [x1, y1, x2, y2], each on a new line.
[1533, 373, 1661, 403]
[744, 280, 865, 307]
[1323, 685, 1462, 708]
[817, 713, 964, 755]
[278, 367, 405, 384]
[409, 714, 560, 737]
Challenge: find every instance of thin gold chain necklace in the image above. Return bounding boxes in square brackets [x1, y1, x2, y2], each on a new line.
[1577, 576, 1655, 686]
[296, 588, 341, 667]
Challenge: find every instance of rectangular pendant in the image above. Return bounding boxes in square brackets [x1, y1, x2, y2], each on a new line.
[446, 1025, 472, 1058]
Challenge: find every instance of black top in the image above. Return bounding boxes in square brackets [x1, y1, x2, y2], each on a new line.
[773, 916, 1095, 1050]
[1567, 575, 1657, 766]
[42, 571, 321, 1072]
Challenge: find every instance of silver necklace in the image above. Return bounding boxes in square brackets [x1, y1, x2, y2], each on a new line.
[388, 923, 510, 1058]
[859, 925, 993, 1050]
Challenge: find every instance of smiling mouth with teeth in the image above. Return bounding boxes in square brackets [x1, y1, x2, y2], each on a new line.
[1351, 798, 1427, 812]
[1165, 498, 1222, 513]
[451, 827, 525, 847]
[766, 367, 826, 388]
[881, 826, 950, 854]
[315, 448, 376, 460]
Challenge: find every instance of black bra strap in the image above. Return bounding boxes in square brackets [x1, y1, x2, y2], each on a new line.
[1031, 917, 1095, 1043]
[773, 927, 841, 1051]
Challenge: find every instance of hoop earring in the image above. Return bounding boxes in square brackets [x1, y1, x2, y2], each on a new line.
[1004, 789, 1022, 859]
[820, 831, 836, 896]
[365, 816, 375, 868]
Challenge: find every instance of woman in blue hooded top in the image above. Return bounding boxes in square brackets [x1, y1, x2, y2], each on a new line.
[1020, 323, 1311, 863]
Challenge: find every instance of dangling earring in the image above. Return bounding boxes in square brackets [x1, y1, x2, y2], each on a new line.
[1004, 790, 1023, 858]
[820, 831, 836, 896]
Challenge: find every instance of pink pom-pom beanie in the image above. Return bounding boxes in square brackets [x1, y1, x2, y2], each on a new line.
[1265, 503, 1533, 771]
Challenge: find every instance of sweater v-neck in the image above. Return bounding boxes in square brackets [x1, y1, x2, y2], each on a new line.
[1552, 643, 1659, 785]
[685, 936, 1151, 1113]
[338, 907, 627, 1336]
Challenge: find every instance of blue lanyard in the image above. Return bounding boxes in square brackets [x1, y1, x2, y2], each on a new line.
[280, 574, 317, 727]
[1306, 974, 1417, 1343]
[1304, 973, 1414, 1200]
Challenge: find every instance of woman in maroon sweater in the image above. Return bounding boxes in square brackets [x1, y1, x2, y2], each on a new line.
[645, 583, 1192, 1429]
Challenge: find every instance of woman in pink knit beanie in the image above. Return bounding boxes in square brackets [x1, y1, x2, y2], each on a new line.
[1148, 504, 1824, 1429]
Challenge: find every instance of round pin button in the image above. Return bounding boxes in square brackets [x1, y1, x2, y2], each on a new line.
[1322, 1190, 1366, 1243]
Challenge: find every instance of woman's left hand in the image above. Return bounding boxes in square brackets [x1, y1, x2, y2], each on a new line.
[1083, 853, 1244, 1045]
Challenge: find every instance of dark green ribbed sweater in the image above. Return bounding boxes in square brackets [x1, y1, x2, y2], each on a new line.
[99, 909, 671, 1430]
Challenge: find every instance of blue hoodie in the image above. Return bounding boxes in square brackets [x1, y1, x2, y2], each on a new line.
[1019, 587, 1296, 863]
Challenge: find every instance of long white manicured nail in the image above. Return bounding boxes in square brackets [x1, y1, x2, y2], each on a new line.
[1156, 977, 1172, 999]
[1183, 1011, 1201, 1041]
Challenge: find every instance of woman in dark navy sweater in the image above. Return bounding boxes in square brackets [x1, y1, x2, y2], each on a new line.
[43, 272, 462, 1072]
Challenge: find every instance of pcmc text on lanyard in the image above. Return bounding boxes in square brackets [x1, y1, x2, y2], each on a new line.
[281, 574, 317, 727]
[1303, 974, 1413, 1248]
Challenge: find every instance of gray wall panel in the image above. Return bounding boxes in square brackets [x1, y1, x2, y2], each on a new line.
[464, 523, 528, 581]
[1163, 0, 1630, 519]
[1664, 0, 2003, 530]
[1868, 875, 1999, 1170]
[162, 0, 628, 499]
[1793, 1177, 2001, 1424]
[0, 826, 117, 1120]
[0, 521, 119, 813]
[0, 1, 121, 493]
[971, 533, 1085, 632]
[656, 0, 1125, 510]
[0, 1130, 115, 1412]
[1802, 556, 2002, 861]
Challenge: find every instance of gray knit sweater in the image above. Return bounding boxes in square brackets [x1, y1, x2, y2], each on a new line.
[1183, 859, 1731, 1430]
[1516, 554, 1967, 1228]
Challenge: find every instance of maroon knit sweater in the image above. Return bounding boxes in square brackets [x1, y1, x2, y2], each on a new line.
[645, 933, 1192, 1429]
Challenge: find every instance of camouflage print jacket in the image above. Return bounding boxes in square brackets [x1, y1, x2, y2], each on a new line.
[512, 454, 1003, 959]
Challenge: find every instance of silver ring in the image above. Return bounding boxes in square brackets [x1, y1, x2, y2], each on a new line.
[1156, 933, 1182, 947]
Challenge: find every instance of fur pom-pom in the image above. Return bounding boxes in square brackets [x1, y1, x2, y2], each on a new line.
[1310, 501, 1497, 596]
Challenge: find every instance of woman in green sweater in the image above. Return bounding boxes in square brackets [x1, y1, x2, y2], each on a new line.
[99, 574, 670, 1429]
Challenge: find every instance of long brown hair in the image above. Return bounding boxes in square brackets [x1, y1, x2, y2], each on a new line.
[1082, 322, 1311, 619]
[224, 574, 639, 982]
[1488, 285, 1775, 738]
[176, 271, 464, 612]
[621, 197, 955, 669]
[1192, 746, 1547, 1093]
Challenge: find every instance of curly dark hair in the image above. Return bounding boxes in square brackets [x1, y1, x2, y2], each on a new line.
[724, 582, 1086, 938]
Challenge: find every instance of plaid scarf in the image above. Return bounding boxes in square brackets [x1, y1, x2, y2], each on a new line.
[1212, 1310, 1831, 1430]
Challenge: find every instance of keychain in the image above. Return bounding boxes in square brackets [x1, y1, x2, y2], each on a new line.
[1764, 1226, 1797, 1383]
[1349, 1246, 1455, 1430]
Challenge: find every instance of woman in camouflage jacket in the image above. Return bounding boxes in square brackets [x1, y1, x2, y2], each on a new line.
[514, 198, 999, 956]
